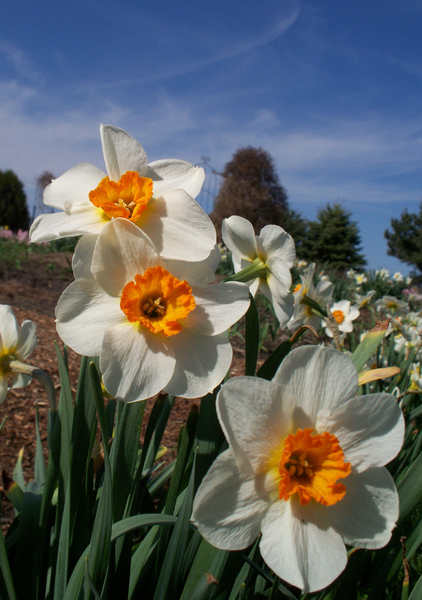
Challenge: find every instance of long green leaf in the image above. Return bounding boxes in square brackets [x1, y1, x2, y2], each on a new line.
[256, 340, 292, 381]
[64, 515, 175, 600]
[398, 451, 422, 522]
[153, 456, 196, 600]
[85, 362, 113, 596]
[0, 526, 16, 600]
[351, 323, 387, 373]
[245, 294, 259, 376]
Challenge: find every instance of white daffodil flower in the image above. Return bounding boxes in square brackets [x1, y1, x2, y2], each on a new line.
[323, 300, 360, 338]
[0, 305, 37, 403]
[375, 295, 408, 316]
[192, 345, 404, 593]
[55, 219, 249, 402]
[30, 124, 216, 261]
[287, 263, 333, 331]
[222, 215, 295, 327]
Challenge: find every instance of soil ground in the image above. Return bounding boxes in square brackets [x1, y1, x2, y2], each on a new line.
[0, 249, 247, 529]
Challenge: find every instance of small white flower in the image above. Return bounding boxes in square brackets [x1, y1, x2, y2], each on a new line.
[375, 295, 408, 315]
[323, 300, 360, 338]
[354, 272, 368, 286]
[376, 268, 390, 280]
[392, 272, 404, 283]
[56, 219, 250, 402]
[0, 305, 37, 403]
[296, 259, 308, 269]
[354, 289, 375, 308]
[222, 216, 295, 327]
[30, 124, 216, 262]
[288, 264, 333, 331]
[192, 346, 404, 592]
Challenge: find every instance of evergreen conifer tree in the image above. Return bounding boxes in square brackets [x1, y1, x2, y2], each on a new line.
[385, 204, 422, 274]
[0, 169, 29, 231]
[211, 147, 308, 250]
[303, 203, 366, 270]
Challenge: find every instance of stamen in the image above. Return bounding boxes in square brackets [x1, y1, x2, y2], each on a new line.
[278, 428, 351, 506]
[332, 310, 345, 324]
[120, 266, 196, 337]
[89, 171, 153, 223]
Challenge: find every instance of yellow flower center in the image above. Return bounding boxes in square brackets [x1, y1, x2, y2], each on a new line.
[293, 283, 302, 293]
[120, 266, 196, 337]
[278, 428, 351, 506]
[332, 309, 345, 324]
[89, 171, 153, 222]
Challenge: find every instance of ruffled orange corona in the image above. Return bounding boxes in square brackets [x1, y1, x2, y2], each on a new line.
[278, 428, 351, 506]
[120, 266, 196, 336]
[89, 171, 153, 222]
[332, 310, 345, 324]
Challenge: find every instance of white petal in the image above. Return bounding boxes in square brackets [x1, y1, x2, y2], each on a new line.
[164, 332, 232, 398]
[318, 393, 404, 472]
[91, 219, 158, 297]
[0, 305, 19, 351]
[274, 346, 358, 426]
[141, 190, 216, 261]
[163, 245, 220, 286]
[328, 468, 399, 549]
[260, 277, 293, 327]
[184, 282, 250, 335]
[148, 159, 205, 199]
[72, 234, 98, 279]
[192, 449, 269, 549]
[100, 124, 147, 181]
[260, 499, 347, 593]
[30, 206, 104, 243]
[258, 225, 296, 266]
[331, 299, 350, 314]
[12, 373, 31, 389]
[0, 377, 7, 403]
[222, 216, 258, 263]
[17, 320, 37, 359]
[349, 305, 360, 320]
[100, 322, 174, 402]
[55, 279, 123, 356]
[217, 377, 291, 473]
[43, 163, 105, 209]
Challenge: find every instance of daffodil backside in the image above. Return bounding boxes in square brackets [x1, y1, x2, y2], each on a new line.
[192, 345, 404, 593]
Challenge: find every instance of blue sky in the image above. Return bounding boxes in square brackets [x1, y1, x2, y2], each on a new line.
[1, 0, 422, 273]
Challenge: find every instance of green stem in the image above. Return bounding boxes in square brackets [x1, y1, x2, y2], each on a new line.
[225, 257, 267, 283]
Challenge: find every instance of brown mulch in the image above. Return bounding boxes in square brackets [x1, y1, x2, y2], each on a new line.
[0, 251, 247, 528]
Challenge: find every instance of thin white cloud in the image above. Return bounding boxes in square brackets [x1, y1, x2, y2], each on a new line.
[82, 5, 301, 91]
[0, 41, 42, 83]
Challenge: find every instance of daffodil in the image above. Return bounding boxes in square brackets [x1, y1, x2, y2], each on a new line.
[323, 300, 360, 338]
[222, 215, 295, 326]
[55, 219, 249, 402]
[0, 305, 37, 403]
[287, 263, 333, 331]
[192, 345, 404, 592]
[30, 124, 216, 261]
[375, 295, 408, 316]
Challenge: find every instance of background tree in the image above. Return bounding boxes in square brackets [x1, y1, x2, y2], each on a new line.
[385, 204, 422, 274]
[302, 203, 366, 270]
[32, 170, 55, 220]
[211, 147, 308, 250]
[0, 169, 30, 231]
